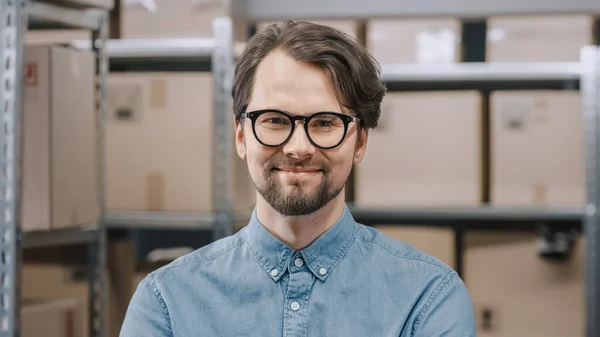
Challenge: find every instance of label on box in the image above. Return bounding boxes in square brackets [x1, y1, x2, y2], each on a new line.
[25, 63, 37, 86]
[416, 29, 457, 64]
[500, 100, 533, 131]
[107, 84, 143, 123]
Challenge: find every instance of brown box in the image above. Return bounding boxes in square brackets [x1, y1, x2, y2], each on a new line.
[354, 91, 482, 267]
[120, 0, 248, 41]
[490, 91, 585, 206]
[355, 91, 483, 207]
[22, 45, 98, 232]
[257, 20, 366, 45]
[22, 298, 84, 337]
[486, 15, 596, 62]
[106, 72, 255, 212]
[465, 233, 584, 337]
[366, 18, 462, 64]
[37, 0, 114, 9]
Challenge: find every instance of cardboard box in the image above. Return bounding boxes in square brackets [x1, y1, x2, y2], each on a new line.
[356, 91, 483, 207]
[366, 18, 462, 64]
[22, 45, 98, 232]
[354, 91, 482, 267]
[256, 20, 366, 45]
[487, 15, 596, 62]
[120, 0, 248, 41]
[106, 72, 255, 212]
[37, 0, 113, 9]
[465, 233, 584, 337]
[490, 91, 585, 206]
[22, 298, 84, 337]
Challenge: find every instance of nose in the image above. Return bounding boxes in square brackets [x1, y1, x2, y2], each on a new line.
[282, 123, 316, 160]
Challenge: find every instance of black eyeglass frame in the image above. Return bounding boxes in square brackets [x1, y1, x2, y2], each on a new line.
[240, 109, 361, 150]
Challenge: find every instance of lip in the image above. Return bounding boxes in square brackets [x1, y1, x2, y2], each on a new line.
[276, 167, 322, 173]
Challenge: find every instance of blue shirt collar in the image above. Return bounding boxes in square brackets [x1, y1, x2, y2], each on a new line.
[244, 205, 359, 282]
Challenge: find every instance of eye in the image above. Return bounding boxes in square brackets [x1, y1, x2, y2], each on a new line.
[317, 120, 333, 127]
[266, 117, 285, 124]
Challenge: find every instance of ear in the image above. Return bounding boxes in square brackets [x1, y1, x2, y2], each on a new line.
[353, 128, 368, 165]
[235, 119, 247, 160]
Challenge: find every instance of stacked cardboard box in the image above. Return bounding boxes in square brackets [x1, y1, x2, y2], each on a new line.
[119, 0, 248, 41]
[486, 15, 596, 62]
[355, 91, 484, 268]
[490, 91, 585, 206]
[105, 72, 256, 212]
[22, 298, 84, 337]
[366, 18, 463, 64]
[466, 16, 590, 334]
[22, 45, 98, 232]
[465, 233, 585, 337]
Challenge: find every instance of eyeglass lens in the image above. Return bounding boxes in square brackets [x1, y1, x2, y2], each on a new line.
[255, 111, 346, 148]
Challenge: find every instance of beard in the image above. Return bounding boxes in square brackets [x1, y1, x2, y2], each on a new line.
[255, 156, 346, 217]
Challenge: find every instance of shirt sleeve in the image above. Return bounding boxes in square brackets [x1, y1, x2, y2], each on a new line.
[412, 271, 477, 337]
[120, 274, 173, 337]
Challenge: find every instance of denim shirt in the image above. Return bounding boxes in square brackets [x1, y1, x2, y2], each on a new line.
[120, 206, 476, 336]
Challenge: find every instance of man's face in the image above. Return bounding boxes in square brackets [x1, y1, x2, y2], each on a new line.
[235, 49, 368, 216]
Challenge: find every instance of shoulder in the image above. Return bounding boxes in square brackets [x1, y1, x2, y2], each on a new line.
[148, 228, 248, 280]
[354, 223, 455, 276]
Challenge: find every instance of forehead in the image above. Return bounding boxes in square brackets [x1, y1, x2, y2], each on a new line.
[247, 49, 342, 116]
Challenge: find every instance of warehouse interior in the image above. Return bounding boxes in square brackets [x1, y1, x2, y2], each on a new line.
[2, 0, 600, 336]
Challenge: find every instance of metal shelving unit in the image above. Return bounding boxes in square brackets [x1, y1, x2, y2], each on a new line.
[0, 1, 108, 336]
[75, 20, 239, 263]
[59, 3, 600, 337]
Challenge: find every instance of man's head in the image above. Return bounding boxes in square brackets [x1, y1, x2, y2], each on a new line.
[233, 19, 386, 217]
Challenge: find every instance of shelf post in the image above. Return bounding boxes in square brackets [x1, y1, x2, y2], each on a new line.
[581, 45, 600, 337]
[212, 17, 235, 241]
[89, 10, 109, 337]
[0, 1, 25, 336]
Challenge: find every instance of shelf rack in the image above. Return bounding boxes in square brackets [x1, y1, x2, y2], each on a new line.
[0, 1, 108, 337]
[63, 3, 600, 337]
[85, 31, 600, 336]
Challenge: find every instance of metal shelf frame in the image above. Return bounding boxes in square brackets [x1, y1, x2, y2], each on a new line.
[60, 6, 600, 337]
[0, 1, 108, 337]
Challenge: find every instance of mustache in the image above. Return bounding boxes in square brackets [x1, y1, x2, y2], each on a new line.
[266, 157, 329, 172]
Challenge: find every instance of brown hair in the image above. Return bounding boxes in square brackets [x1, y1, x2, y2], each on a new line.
[232, 19, 386, 129]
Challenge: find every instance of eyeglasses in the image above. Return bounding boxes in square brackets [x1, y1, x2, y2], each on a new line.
[241, 109, 361, 150]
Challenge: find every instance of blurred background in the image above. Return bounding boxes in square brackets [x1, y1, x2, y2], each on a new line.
[4, 0, 600, 336]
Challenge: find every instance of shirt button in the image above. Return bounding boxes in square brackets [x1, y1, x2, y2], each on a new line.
[290, 301, 300, 311]
[270, 269, 278, 277]
[319, 268, 327, 275]
[294, 258, 304, 267]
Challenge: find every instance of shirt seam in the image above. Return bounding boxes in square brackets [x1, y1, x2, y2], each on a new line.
[367, 239, 448, 270]
[149, 273, 171, 321]
[411, 271, 457, 337]
[156, 237, 246, 273]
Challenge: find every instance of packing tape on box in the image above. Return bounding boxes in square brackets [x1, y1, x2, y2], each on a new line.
[146, 173, 165, 211]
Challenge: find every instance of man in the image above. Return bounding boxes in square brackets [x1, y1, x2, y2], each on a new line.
[120, 19, 476, 336]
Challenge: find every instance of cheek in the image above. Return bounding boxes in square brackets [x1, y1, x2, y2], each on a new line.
[324, 145, 355, 179]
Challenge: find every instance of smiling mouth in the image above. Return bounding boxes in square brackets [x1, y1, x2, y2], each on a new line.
[276, 168, 322, 173]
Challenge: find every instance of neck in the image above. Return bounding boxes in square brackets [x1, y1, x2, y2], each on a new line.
[256, 189, 347, 250]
